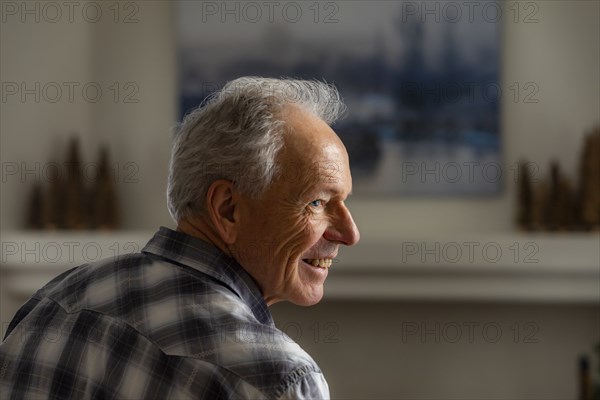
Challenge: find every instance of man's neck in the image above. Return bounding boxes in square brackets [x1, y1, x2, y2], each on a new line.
[177, 217, 233, 259]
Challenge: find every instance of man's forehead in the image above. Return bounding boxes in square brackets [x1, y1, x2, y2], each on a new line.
[276, 104, 351, 190]
[279, 159, 348, 182]
[281, 107, 345, 157]
[279, 140, 350, 185]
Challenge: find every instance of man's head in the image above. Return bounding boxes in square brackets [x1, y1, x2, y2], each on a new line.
[168, 77, 360, 306]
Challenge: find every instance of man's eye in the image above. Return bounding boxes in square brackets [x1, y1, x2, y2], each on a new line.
[309, 199, 322, 207]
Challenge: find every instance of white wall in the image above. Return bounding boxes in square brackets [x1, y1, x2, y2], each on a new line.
[0, 6, 95, 230]
[0, 1, 176, 231]
[272, 301, 598, 399]
[88, 3, 177, 229]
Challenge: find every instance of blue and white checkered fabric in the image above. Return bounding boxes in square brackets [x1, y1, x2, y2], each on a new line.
[0, 227, 329, 399]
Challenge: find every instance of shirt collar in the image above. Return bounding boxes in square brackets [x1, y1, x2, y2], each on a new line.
[141, 226, 273, 325]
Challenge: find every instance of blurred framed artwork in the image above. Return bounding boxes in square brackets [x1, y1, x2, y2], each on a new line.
[178, 1, 501, 195]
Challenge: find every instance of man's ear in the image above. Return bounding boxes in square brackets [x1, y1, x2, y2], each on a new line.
[205, 179, 239, 245]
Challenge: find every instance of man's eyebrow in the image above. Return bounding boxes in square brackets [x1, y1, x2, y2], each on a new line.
[318, 186, 352, 199]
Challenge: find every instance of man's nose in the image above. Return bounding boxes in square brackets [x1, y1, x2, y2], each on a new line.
[323, 203, 360, 246]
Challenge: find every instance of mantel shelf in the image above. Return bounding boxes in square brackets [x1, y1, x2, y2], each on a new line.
[1, 231, 598, 303]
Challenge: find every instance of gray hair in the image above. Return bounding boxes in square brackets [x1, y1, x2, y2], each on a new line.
[167, 76, 347, 222]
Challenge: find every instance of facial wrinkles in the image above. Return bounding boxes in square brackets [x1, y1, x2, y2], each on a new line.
[257, 173, 328, 300]
[257, 105, 353, 303]
[280, 147, 348, 251]
[242, 185, 305, 295]
[273, 199, 314, 292]
[277, 209, 331, 295]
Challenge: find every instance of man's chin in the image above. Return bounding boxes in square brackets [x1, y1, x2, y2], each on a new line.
[289, 286, 324, 307]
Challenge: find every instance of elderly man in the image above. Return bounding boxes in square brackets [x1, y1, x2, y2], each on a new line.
[0, 77, 359, 399]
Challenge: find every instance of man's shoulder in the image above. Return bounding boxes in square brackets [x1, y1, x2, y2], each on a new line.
[0, 302, 272, 400]
[27, 251, 230, 329]
[3, 250, 327, 398]
[184, 316, 324, 397]
[34, 252, 169, 306]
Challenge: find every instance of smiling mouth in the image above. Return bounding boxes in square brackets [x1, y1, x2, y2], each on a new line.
[302, 258, 333, 269]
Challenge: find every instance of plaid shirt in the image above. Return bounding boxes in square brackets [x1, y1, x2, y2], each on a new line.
[0, 227, 329, 399]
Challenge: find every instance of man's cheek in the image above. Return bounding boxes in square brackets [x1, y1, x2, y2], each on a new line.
[276, 219, 313, 257]
[302, 212, 330, 238]
[298, 214, 326, 246]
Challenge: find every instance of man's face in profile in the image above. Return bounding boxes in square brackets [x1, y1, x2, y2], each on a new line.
[232, 105, 360, 306]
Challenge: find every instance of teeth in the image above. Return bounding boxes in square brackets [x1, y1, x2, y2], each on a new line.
[305, 259, 333, 269]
